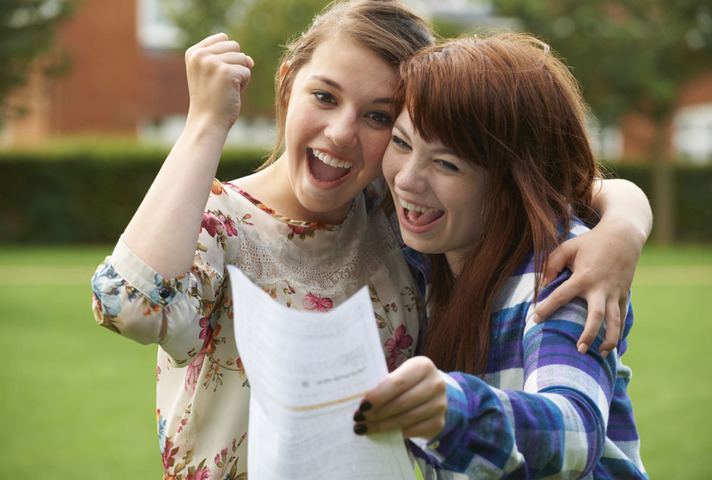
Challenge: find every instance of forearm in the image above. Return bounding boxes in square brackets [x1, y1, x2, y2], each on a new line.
[122, 117, 229, 278]
[592, 178, 652, 249]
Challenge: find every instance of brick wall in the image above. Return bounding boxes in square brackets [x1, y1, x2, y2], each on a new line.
[52, 0, 141, 135]
[620, 71, 712, 160]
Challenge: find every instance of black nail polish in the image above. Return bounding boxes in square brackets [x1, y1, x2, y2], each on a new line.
[353, 424, 367, 435]
[353, 411, 365, 422]
[359, 401, 372, 412]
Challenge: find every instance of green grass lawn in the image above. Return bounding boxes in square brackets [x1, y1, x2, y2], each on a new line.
[0, 244, 710, 479]
[623, 245, 712, 480]
[0, 246, 162, 479]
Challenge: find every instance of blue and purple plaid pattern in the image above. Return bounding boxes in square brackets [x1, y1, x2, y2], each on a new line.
[411, 219, 647, 479]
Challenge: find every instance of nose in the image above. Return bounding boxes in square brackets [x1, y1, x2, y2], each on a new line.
[393, 156, 426, 194]
[324, 109, 358, 148]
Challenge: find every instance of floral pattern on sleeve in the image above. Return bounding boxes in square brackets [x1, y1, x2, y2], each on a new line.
[92, 261, 127, 333]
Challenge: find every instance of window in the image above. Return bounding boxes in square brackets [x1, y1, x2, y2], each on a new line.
[673, 103, 712, 163]
[137, 0, 181, 50]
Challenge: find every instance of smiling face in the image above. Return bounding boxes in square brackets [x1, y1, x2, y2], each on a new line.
[383, 110, 487, 275]
[269, 37, 397, 224]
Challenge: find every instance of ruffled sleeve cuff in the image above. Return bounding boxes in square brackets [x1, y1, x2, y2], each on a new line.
[111, 236, 190, 307]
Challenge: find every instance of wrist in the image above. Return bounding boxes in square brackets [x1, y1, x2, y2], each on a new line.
[184, 110, 233, 143]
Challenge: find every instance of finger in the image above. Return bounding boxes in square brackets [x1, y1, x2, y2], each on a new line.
[575, 293, 605, 354]
[216, 52, 252, 67]
[359, 357, 431, 412]
[543, 241, 575, 285]
[359, 370, 444, 422]
[205, 39, 243, 55]
[598, 299, 622, 357]
[220, 63, 252, 91]
[195, 32, 229, 48]
[532, 281, 578, 323]
[619, 297, 628, 339]
[355, 394, 446, 439]
[401, 412, 447, 440]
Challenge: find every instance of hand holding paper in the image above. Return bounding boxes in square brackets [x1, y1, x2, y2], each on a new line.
[227, 265, 415, 480]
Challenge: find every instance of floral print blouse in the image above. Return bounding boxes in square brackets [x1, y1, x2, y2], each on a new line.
[91, 179, 424, 479]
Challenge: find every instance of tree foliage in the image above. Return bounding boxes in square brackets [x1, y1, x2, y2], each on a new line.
[162, 0, 327, 116]
[491, 0, 712, 126]
[489, 0, 712, 244]
[0, 0, 73, 120]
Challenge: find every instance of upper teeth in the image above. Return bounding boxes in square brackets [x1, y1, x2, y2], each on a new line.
[398, 197, 436, 214]
[312, 148, 352, 169]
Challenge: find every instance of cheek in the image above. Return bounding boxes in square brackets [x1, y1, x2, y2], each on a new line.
[363, 131, 391, 169]
[381, 148, 398, 186]
[456, 192, 485, 240]
[285, 98, 317, 140]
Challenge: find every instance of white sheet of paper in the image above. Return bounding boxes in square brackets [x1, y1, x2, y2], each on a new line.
[227, 265, 415, 480]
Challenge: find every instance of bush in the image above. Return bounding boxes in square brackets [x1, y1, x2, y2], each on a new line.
[605, 162, 712, 243]
[0, 143, 266, 243]
[1, 145, 710, 243]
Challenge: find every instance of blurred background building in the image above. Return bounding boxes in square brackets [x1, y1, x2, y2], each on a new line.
[2, 0, 712, 163]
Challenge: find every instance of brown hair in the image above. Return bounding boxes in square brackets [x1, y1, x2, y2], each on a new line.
[395, 33, 600, 374]
[260, 0, 434, 168]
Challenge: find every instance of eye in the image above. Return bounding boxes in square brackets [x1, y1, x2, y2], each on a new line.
[391, 135, 411, 150]
[435, 159, 460, 172]
[366, 111, 393, 127]
[313, 91, 337, 105]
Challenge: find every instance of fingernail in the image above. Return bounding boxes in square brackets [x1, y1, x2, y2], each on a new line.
[353, 411, 365, 422]
[577, 343, 589, 354]
[353, 424, 367, 435]
[600, 349, 609, 359]
[359, 401, 372, 412]
[532, 313, 541, 324]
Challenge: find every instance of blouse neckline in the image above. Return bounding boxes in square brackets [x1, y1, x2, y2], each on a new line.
[224, 181, 357, 232]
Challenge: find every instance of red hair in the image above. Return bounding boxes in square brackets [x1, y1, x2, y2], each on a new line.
[394, 33, 600, 374]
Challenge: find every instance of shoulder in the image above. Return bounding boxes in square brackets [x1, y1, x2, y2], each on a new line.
[562, 215, 591, 241]
[203, 178, 256, 217]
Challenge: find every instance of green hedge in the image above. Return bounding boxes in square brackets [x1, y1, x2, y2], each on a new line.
[1, 145, 711, 243]
[0, 144, 266, 244]
[605, 162, 712, 244]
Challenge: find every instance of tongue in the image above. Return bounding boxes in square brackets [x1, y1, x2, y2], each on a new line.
[310, 155, 350, 182]
[406, 209, 443, 226]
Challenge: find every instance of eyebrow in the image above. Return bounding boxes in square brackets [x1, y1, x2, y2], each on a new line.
[393, 123, 410, 140]
[311, 74, 393, 105]
[394, 121, 457, 156]
[432, 146, 457, 156]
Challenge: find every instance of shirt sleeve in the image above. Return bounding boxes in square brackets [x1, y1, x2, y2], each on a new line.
[91, 232, 224, 366]
[415, 292, 619, 478]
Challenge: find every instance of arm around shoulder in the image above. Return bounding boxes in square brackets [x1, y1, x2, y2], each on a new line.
[535, 178, 652, 354]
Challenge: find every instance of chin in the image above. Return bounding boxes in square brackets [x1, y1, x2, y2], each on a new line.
[399, 232, 438, 255]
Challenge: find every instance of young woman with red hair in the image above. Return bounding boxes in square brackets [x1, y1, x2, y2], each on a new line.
[355, 33, 647, 479]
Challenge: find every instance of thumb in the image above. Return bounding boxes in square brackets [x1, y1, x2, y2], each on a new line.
[544, 241, 574, 285]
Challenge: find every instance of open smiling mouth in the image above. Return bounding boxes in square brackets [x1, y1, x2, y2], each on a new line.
[399, 197, 444, 227]
[309, 148, 353, 184]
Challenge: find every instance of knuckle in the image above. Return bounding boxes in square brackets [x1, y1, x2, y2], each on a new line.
[579, 327, 595, 339]
[433, 377, 447, 396]
[392, 375, 409, 392]
[413, 355, 433, 368]
[435, 398, 448, 416]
